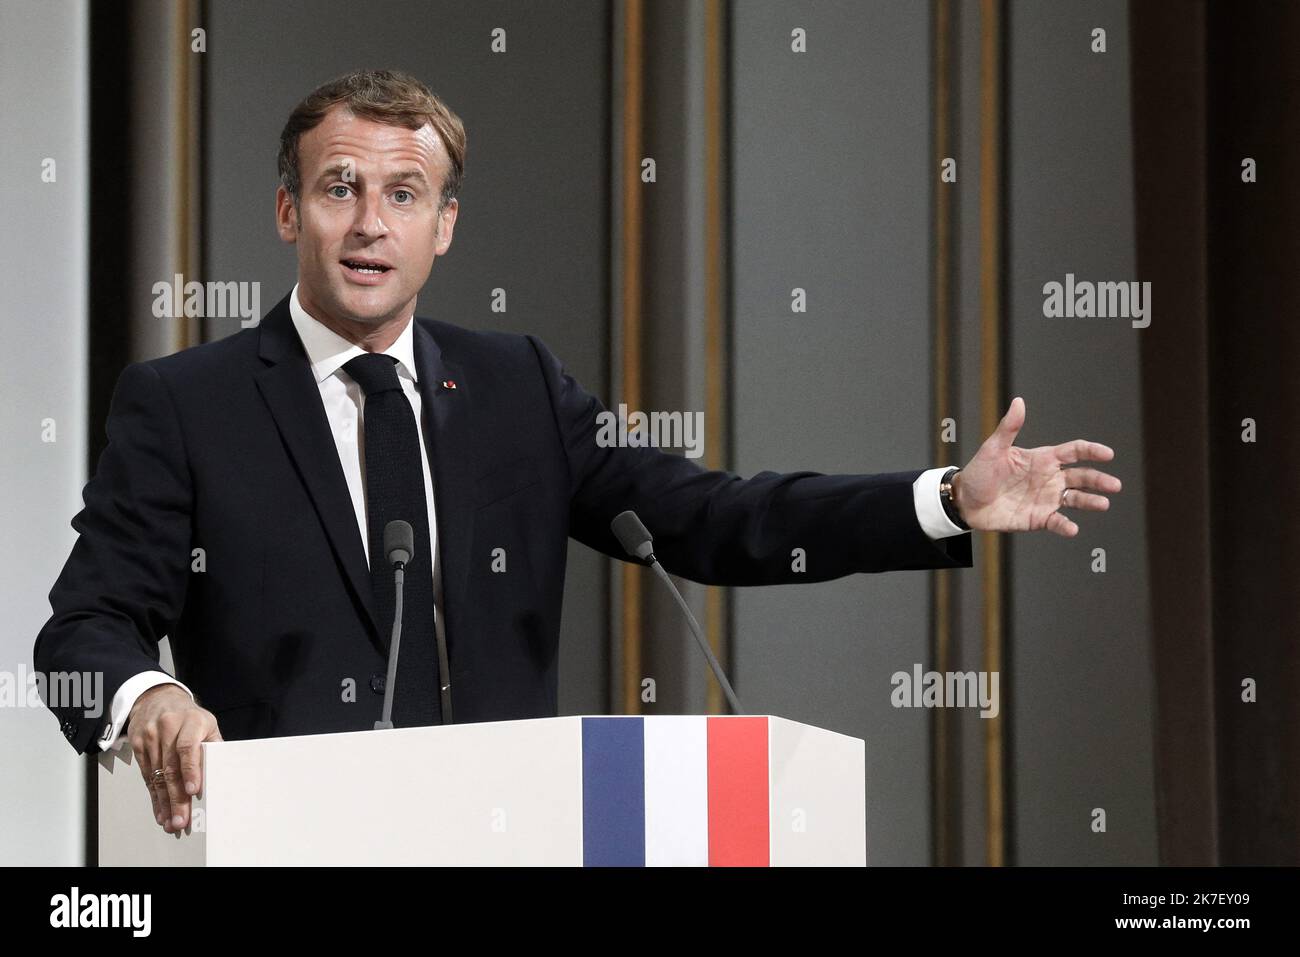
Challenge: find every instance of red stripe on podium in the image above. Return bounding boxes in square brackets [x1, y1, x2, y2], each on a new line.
[706, 716, 769, 866]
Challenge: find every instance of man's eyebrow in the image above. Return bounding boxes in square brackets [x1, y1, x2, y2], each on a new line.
[315, 163, 355, 185]
[385, 168, 431, 189]
[314, 164, 431, 189]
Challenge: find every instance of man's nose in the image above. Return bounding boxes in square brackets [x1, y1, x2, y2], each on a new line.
[352, 190, 388, 238]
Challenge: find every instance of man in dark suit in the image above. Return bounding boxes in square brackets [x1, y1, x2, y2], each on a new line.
[34, 70, 1121, 834]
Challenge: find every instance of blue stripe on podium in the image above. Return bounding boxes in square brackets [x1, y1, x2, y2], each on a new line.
[581, 717, 645, 866]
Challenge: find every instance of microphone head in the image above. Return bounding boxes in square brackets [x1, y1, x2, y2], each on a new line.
[384, 520, 414, 566]
[611, 510, 655, 562]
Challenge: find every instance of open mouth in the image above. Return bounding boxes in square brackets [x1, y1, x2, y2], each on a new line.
[341, 259, 393, 274]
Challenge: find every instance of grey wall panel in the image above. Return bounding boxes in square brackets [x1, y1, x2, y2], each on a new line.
[1006, 0, 1156, 864]
[203, 0, 611, 715]
[731, 0, 935, 866]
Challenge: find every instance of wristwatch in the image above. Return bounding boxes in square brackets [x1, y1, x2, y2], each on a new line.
[939, 467, 971, 531]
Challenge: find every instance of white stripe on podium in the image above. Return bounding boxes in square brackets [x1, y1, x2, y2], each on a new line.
[643, 716, 709, 866]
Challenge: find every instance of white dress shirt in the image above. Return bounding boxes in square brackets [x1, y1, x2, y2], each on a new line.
[97, 289, 967, 750]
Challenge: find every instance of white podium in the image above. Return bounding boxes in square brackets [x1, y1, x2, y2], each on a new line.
[97, 715, 865, 866]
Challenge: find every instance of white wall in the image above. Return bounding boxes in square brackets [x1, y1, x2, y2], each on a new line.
[0, 0, 89, 866]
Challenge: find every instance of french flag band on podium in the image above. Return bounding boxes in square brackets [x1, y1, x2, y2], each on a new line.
[581, 716, 772, 867]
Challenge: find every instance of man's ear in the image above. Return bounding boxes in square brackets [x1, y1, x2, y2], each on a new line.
[275, 186, 299, 244]
[435, 198, 458, 255]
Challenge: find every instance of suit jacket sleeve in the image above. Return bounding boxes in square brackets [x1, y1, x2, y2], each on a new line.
[526, 336, 973, 585]
[34, 361, 194, 753]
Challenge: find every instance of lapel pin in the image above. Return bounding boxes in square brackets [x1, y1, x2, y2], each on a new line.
[441, 379, 458, 390]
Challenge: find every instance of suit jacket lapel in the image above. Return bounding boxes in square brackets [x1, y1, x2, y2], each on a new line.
[413, 318, 478, 661]
[254, 293, 384, 653]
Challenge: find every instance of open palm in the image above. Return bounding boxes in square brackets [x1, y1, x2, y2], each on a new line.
[955, 397, 1121, 538]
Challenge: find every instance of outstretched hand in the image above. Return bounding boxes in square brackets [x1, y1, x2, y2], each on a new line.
[951, 397, 1121, 538]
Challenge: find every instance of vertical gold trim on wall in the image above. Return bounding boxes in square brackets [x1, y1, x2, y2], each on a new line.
[174, 0, 201, 351]
[979, 0, 1008, 868]
[703, 0, 729, 715]
[620, 0, 646, 715]
[930, 0, 959, 867]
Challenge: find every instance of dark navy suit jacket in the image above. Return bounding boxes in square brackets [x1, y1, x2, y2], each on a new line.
[35, 290, 972, 753]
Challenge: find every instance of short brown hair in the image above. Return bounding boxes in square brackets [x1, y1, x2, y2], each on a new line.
[277, 69, 466, 211]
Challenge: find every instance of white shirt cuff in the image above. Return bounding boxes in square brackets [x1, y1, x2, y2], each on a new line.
[97, 671, 194, 752]
[913, 466, 970, 540]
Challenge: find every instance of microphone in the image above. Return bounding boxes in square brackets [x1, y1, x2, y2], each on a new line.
[374, 520, 413, 731]
[386, 519, 414, 566]
[610, 510, 744, 714]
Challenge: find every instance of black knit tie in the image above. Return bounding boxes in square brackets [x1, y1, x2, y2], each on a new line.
[343, 352, 440, 726]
